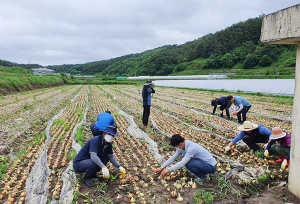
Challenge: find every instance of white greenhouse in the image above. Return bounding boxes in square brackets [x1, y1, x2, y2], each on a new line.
[153, 79, 295, 96]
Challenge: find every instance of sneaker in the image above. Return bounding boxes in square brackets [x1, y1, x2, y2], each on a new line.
[84, 178, 94, 187]
[194, 177, 206, 183]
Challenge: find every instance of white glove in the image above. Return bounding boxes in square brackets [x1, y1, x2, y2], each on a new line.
[102, 166, 110, 178]
[225, 146, 231, 152]
[264, 150, 269, 158]
[263, 143, 268, 149]
[281, 159, 288, 170]
[119, 166, 126, 175]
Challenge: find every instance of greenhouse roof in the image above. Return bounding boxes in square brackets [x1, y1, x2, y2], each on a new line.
[127, 75, 227, 80]
[153, 79, 295, 96]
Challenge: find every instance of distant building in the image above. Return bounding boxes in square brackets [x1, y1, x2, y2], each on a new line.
[32, 68, 55, 75]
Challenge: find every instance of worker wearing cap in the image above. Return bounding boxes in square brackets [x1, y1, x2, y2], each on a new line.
[225, 121, 271, 152]
[73, 124, 126, 187]
[228, 96, 251, 124]
[211, 97, 232, 119]
[264, 127, 291, 169]
[142, 80, 155, 126]
[90, 111, 115, 137]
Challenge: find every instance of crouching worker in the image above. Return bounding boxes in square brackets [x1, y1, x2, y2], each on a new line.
[73, 124, 126, 187]
[225, 121, 271, 152]
[90, 111, 115, 137]
[264, 127, 291, 169]
[154, 134, 216, 182]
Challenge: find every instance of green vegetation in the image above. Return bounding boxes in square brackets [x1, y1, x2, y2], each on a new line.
[53, 119, 65, 127]
[75, 126, 85, 147]
[67, 148, 77, 160]
[41, 15, 295, 78]
[0, 156, 9, 179]
[194, 189, 215, 204]
[0, 15, 297, 92]
[0, 66, 75, 95]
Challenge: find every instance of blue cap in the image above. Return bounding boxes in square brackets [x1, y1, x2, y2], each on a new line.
[103, 124, 120, 138]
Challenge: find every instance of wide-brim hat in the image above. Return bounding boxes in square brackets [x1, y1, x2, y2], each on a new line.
[237, 121, 258, 131]
[103, 124, 120, 138]
[269, 127, 286, 139]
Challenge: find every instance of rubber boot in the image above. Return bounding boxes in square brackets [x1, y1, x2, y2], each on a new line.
[276, 155, 287, 163]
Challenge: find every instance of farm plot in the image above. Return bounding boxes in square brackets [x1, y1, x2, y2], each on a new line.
[100, 85, 289, 168]
[0, 84, 298, 204]
[0, 85, 86, 203]
[0, 85, 82, 151]
[74, 85, 217, 203]
[72, 84, 293, 203]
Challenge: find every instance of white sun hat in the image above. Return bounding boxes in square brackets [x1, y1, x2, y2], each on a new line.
[269, 127, 286, 139]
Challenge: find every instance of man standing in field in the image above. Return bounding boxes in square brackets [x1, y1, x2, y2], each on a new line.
[90, 110, 114, 136]
[228, 96, 251, 124]
[73, 124, 126, 187]
[154, 134, 216, 182]
[142, 81, 155, 126]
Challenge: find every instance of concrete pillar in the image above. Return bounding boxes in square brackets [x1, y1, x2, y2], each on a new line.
[260, 4, 300, 199]
[289, 42, 300, 198]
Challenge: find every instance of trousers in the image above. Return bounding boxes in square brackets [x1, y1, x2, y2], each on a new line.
[90, 123, 103, 137]
[242, 134, 269, 151]
[237, 106, 251, 123]
[142, 105, 151, 126]
[185, 158, 216, 179]
[73, 159, 103, 179]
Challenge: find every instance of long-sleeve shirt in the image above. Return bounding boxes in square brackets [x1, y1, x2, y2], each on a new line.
[161, 140, 216, 172]
[73, 136, 120, 168]
[266, 133, 291, 160]
[233, 96, 251, 113]
[142, 86, 155, 106]
[212, 96, 229, 115]
[231, 125, 272, 144]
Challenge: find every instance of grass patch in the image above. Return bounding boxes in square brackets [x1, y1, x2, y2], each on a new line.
[75, 126, 85, 146]
[67, 148, 77, 160]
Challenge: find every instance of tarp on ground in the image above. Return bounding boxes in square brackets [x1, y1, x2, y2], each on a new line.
[153, 79, 295, 96]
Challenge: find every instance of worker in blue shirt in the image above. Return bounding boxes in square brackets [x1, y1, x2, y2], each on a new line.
[225, 121, 271, 152]
[90, 111, 114, 136]
[142, 81, 155, 126]
[211, 97, 232, 119]
[228, 96, 251, 124]
[73, 124, 126, 187]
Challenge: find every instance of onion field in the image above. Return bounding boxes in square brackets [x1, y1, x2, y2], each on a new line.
[0, 84, 296, 204]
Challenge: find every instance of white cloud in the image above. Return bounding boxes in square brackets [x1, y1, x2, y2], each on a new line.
[0, 0, 299, 65]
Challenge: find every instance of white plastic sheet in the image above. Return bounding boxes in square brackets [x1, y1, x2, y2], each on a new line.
[153, 79, 295, 96]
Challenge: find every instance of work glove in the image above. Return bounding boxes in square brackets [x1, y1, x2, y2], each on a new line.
[281, 159, 288, 170]
[263, 143, 268, 149]
[225, 146, 231, 152]
[119, 166, 126, 175]
[264, 150, 269, 158]
[102, 166, 110, 179]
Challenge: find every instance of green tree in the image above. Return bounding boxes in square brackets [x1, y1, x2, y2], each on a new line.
[221, 53, 234, 68]
[259, 55, 272, 66]
[243, 54, 259, 69]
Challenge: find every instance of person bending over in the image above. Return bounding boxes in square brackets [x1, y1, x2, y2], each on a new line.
[154, 134, 216, 182]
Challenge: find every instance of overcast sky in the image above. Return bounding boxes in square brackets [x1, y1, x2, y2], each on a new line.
[0, 0, 299, 66]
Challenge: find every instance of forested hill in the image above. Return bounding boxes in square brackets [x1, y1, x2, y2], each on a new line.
[1, 16, 296, 76]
